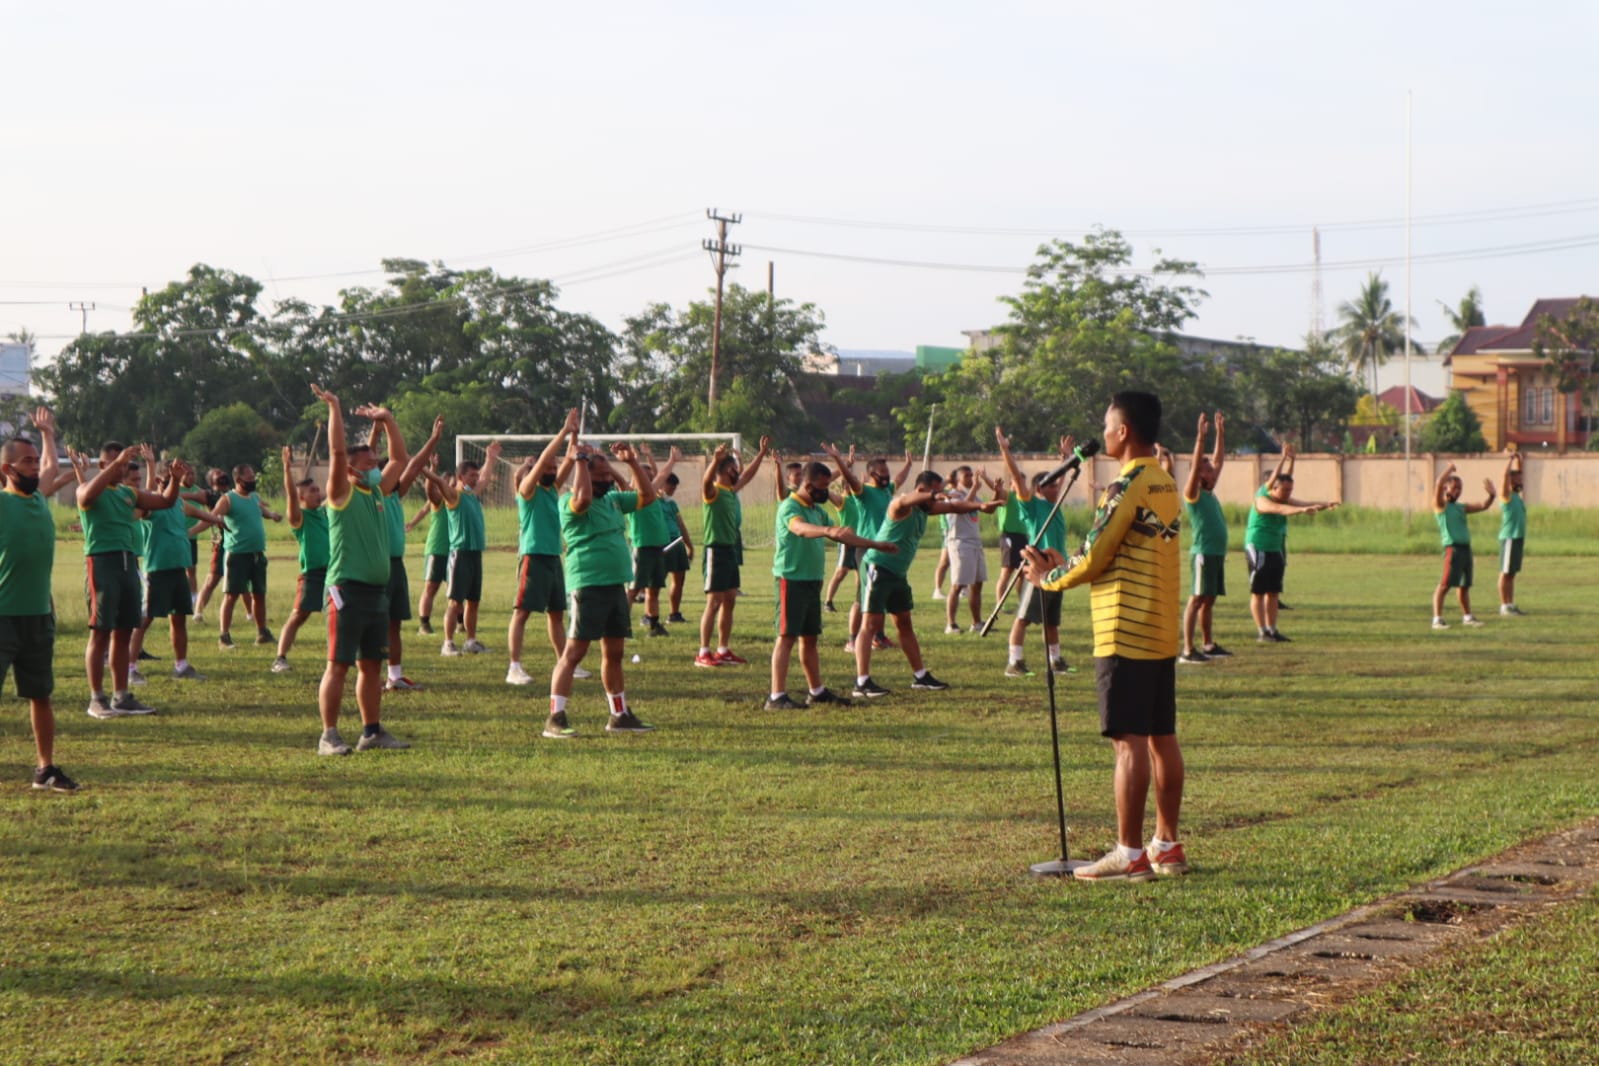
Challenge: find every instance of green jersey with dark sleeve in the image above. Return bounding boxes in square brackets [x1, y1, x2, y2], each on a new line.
[518, 484, 562, 556]
[1184, 487, 1228, 557]
[854, 482, 895, 540]
[561, 489, 640, 589]
[144, 503, 192, 573]
[0, 488, 55, 615]
[328, 485, 392, 587]
[81, 483, 139, 555]
[627, 497, 672, 549]
[861, 504, 926, 575]
[702, 484, 742, 546]
[424, 505, 450, 556]
[222, 490, 266, 553]
[447, 488, 486, 552]
[1499, 493, 1526, 541]
[292, 506, 330, 572]
[658, 495, 683, 540]
[1436, 500, 1470, 547]
[1244, 485, 1287, 552]
[1012, 491, 1066, 554]
[384, 490, 407, 558]
[773, 495, 829, 580]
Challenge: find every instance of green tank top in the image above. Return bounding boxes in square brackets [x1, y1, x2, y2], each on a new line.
[1244, 485, 1287, 552]
[1016, 493, 1066, 554]
[518, 485, 562, 556]
[1499, 493, 1526, 541]
[855, 482, 895, 538]
[861, 505, 927, 575]
[144, 503, 192, 572]
[384, 490, 408, 557]
[294, 506, 330, 571]
[1436, 501, 1470, 547]
[223, 490, 266, 553]
[328, 485, 392, 587]
[627, 497, 671, 549]
[1000, 495, 1028, 535]
[0, 489, 55, 615]
[448, 489, 486, 551]
[81, 483, 139, 555]
[703, 484, 742, 546]
[658, 496, 682, 541]
[1184, 489, 1228, 557]
[773, 495, 829, 580]
[424, 506, 450, 555]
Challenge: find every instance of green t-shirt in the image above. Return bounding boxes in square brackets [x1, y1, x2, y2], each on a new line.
[627, 497, 672, 549]
[1184, 488, 1228, 557]
[0, 489, 56, 616]
[222, 490, 267, 554]
[144, 503, 192, 573]
[861, 504, 927, 575]
[518, 485, 562, 556]
[1499, 492, 1526, 542]
[385, 490, 408, 558]
[561, 489, 640, 589]
[1012, 492, 1066, 555]
[773, 495, 829, 580]
[703, 484, 742, 546]
[999, 495, 1028, 536]
[658, 495, 683, 542]
[447, 489, 486, 552]
[293, 506, 330, 572]
[424, 505, 450, 556]
[838, 492, 863, 533]
[81, 483, 139, 555]
[1244, 485, 1288, 552]
[328, 485, 392, 587]
[1436, 501, 1470, 547]
[855, 482, 895, 540]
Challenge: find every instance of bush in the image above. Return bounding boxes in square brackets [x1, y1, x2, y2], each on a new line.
[1419, 391, 1488, 453]
[178, 402, 278, 475]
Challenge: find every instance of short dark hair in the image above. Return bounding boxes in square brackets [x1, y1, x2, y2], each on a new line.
[349, 444, 373, 457]
[803, 461, 831, 481]
[913, 470, 943, 492]
[231, 464, 253, 481]
[665, 473, 679, 487]
[785, 461, 803, 473]
[100, 440, 124, 459]
[952, 465, 972, 479]
[296, 477, 317, 488]
[1, 437, 37, 464]
[460, 460, 481, 474]
[1110, 391, 1162, 446]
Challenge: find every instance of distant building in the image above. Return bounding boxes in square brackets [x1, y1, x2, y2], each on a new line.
[1376, 385, 1440, 418]
[1445, 298, 1592, 451]
[0, 342, 29, 394]
[963, 328, 1291, 364]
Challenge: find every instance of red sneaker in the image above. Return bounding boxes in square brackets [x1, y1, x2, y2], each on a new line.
[716, 650, 749, 666]
[1149, 841, 1189, 876]
[1073, 850, 1155, 883]
[693, 652, 722, 669]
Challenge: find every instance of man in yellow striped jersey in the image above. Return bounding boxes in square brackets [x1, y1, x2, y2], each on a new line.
[1022, 391, 1187, 883]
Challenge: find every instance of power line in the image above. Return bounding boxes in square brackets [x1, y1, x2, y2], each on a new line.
[704, 209, 742, 416]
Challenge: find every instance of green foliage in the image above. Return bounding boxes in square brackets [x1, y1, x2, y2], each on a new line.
[1228, 337, 1361, 450]
[615, 284, 826, 447]
[1436, 284, 1487, 355]
[1531, 295, 1599, 397]
[178, 401, 278, 474]
[391, 382, 507, 469]
[1333, 272, 1421, 398]
[907, 230, 1217, 451]
[1418, 391, 1489, 453]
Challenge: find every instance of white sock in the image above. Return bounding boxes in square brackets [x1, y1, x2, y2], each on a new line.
[608, 691, 627, 715]
[1117, 844, 1145, 862]
[717, 646, 730, 656]
[508, 660, 521, 670]
[1432, 616, 1444, 625]
[699, 646, 711, 657]
[1048, 643, 1061, 660]
[1008, 644, 1024, 663]
[856, 675, 870, 687]
[175, 659, 188, 672]
[388, 664, 403, 681]
[1151, 837, 1175, 852]
[549, 694, 567, 714]
[809, 685, 827, 696]
[914, 668, 930, 680]
[114, 690, 129, 701]
[770, 692, 785, 701]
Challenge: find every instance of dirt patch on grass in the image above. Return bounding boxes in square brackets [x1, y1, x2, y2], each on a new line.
[953, 817, 1599, 1065]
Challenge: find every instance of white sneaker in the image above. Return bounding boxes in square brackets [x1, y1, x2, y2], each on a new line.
[441, 641, 462, 657]
[1461, 615, 1485, 627]
[931, 588, 945, 600]
[1431, 618, 1448, 630]
[462, 638, 488, 654]
[271, 657, 291, 673]
[128, 667, 147, 687]
[572, 665, 593, 680]
[506, 663, 534, 685]
[944, 624, 963, 634]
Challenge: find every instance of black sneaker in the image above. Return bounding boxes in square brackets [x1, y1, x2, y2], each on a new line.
[136, 649, 160, 662]
[1177, 650, 1210, 664]
[1049, 657, 1074, 675]
[764, 693, 803, 711]
[218, 632, 236, 650]
[606, 708, 655, 733]
[852, 677, 891, 698]
[417, 618, 434, 635]
[648, 620, 670, 638]
[667, 612, 688, 624]
[806, 688, 852, 707]
[1277, 601, 1294, 611]
[32, 765, 79, 792]
[1268, 630, 1292, 643]
[255, 628, 275, 645]
[911, 671, 950, 691]
[1201, 643, 1232, 657]
[823, 601, 837, 613]
[542, 711, 578, 739]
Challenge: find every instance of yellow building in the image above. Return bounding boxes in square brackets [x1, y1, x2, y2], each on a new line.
[1445, 297, 1591, 451]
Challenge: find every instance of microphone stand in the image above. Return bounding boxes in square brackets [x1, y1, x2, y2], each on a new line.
[978, 463, 1083, 638]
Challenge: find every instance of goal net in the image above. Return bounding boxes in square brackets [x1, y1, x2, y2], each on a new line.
[455, 431, 799, 550]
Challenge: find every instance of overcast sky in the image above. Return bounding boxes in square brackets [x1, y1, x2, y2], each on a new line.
[8, 2, 1596, 397]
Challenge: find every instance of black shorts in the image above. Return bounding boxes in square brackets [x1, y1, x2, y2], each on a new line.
[448, 549, 483, 603]
[704, 545, 740, 593]
[1245, 546, 1285, 595]
[1019, 583, 1063, 626]
[1499, 538, 1523, 577]
[294, 568, 326, 614]
[424, 553, 449, 584]
[1001, 532, 1028, 570]
[1095, 655, 1177, 738]
[664, 541, 690, 574]
[861, 564, 914, 616]
[515, 554, 566, 614]
[209, 541, 224, 579]
[327, 581, 389, 664]
[225, 551, 269, 596]
[835, 542, 859, 571]
[774, 578, 823, 637]
[145, 568, 192, 619]
[0, 613, 55, 699]
[568, 584, 632, 642]
[632, 546, 666, 590]
[387, 557, 412, 621]
[1442, 544, 1473, 590]
[189, 539, 199, 567]
[86, 552, 142, 631]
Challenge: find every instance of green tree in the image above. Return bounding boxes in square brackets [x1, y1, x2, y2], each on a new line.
[1230, 338, 1361, 451]
[1418, 391, 1488, 453]
[1334, 272, 1422, 399]
[1436, 285, 1486, 355]
[615, 284, 827, 447]
[178, 402, 279, 474]
[1530, 296, 1599, 453]
[907, 230, 1218, 452]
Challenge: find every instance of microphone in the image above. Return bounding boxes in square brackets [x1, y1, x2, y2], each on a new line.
[1037, 439, 1100, 487]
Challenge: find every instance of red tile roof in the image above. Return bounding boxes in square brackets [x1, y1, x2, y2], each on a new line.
[1377, 385, 1441, 415]
[1474, 297, 1591, 352]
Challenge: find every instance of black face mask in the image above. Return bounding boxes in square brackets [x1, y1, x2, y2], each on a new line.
[9, 473, 40, 495]
[918, 501, 934, 514]
[540, 473, 557, 488]
[592, 481, 614, 498]
[238, 480, 257, 494]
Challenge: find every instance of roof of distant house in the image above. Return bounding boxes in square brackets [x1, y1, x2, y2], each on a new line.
[1446, 297, 1594, 363]
[1377, 384, 1441, 416]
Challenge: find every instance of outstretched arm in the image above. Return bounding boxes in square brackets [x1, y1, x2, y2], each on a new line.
[32, 408, 71, 495]
[1433, 462, 1455, 512]
[892, 450, 914, 489]
[476, 439, 503, 494]
[1184, 413, 1208, 501]
[1500, 451, 1518, 502]
[702, 443, 727, 502]
[521, 408, 580, 499]
[613, 442, 654, 508]
[821, 441, 862, 495]
[732, 436, 772, 492]
[77, 445, 138, 509]
[313, 384, 351, 506]
[652, 445, 683, 494]
[995, 425, 1031, 502]
[398, 415, 445, 495]
[133, 457, 186, 512]
[1210, 412, 1226, 478]
[281, 445, 302, 528]
[1464, 478, 1497, 515]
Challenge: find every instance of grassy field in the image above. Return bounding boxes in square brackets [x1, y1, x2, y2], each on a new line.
[1, 537, 1596, 1064]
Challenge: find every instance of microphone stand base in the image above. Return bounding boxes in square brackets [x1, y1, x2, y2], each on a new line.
[1029, 858, 1092, 878]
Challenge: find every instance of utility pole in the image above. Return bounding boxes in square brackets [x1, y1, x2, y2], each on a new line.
[69, 301, 96, 334]
[703, 208, 741, 417]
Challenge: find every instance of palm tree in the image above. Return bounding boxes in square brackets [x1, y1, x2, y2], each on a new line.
[1334, 272, 1421, 398]
[1436, 285, 1486, 354]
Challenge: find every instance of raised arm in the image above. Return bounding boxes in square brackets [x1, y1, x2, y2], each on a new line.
[132, 457, 185, 512]
[475, 439, 503, 495]
[821, 441, 862, 495]
[77, 445, 138, 509]
[652, 445, 682, 494]
[1267, 445, 1292, 491]
[893, 450, 914, 489]
[568, 443, 594, 514]
[613, 442, 655, 508]
[1464, 478, 1497, 515]
[1433, 462, 1455, 512]
[281, 445, 302, 527]
[1499, 451, 1519, 502]
[995, 425, 1031, 502]
[313, 384, 350, 506]
[1210, 412, 1226, 477]
[772, 449, 786, 501]
[31, 407, 69, 496]
[1184, 412, 1208, 501]
[521, 408, 580, 499]
[702, 443, 727, 502]
[732, 436, 772, 492]
[353, 404, 406, 494]
[398, 415, 445, 495]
